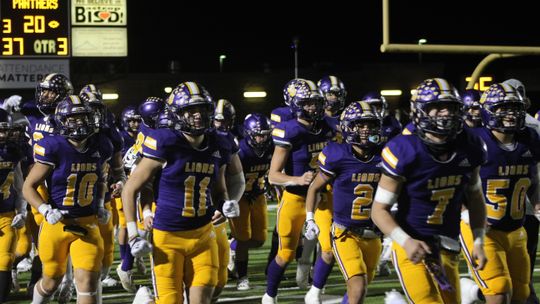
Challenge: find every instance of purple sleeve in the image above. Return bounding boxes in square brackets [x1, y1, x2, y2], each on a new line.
[33, 137, 57, 167]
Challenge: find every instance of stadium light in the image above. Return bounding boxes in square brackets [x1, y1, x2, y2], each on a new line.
[243, 91, 267, 98]
[380, 90, 402, 96]
[103, 93, 119, 100]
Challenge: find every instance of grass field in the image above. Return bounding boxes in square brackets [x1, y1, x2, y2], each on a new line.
[5, 204, 540, 303]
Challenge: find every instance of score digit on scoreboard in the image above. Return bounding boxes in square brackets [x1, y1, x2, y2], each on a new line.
[1, 0, 69, 57]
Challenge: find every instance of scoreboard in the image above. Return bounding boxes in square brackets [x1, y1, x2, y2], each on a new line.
[1, 0, 69, 57]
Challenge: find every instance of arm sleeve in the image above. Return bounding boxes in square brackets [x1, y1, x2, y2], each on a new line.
[33, 138, 58, 168]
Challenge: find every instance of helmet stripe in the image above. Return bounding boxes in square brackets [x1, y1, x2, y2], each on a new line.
[329, 76, 338, 87]
[434, 78, 450, 91]
[216, 99, 225, 115]
[359, 101, 372, 113]
[185, 82, 200, 95]
[306, 80, 318, 91]
[500, 83, 514, 93]
[69, 95, 82, 104]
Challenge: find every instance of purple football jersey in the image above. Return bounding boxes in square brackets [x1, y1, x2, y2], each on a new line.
[272, 119, 335, 196]
[216, 129, 240, 156]
[120, 129, 136, 156]
[319, 142, 381, 228]
[381, 115, 402, 143]
[0, 145, 24, 213]
[142, 129, 231, 231]
[472, 127, 540, 231]
[238, 138, 273, 196]
[270, 106, 294, 127]
[33, 134, 113, 218]
[381, 130, 486, 239]
[27, 115, 57, 146]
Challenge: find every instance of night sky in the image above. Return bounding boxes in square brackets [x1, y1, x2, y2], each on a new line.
[126, 1, 540, 74]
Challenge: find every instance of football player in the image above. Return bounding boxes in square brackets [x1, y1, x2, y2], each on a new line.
[116, 105, 142, 292]
[461, 89, 483, 128]
[371, 78, 488, 303]
[23, 95, 113, 304]
[503, 79, 540, 304]
[299, 75, 348, 295]
[460, 83, 540, 304]
[0, 109, 27, 302]
[80, 88, 126, 288]
[27, 73, 74, 300]
[212, 98, 245, 302]
[360, 92, 402, 278]
[229, 113, 273, 291]
[262, 79, 334, 304]
[305, 101, 383, 304]
[122, 81, 239, 304]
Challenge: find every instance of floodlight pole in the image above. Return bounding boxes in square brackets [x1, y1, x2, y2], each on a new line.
[292, 37, 299, 79]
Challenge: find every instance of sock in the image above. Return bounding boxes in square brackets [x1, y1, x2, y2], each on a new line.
[32, 281, 51, 304]
[0, 271, 10, 302]
[312, 256, 333, 289]
[341, 292, 348, 304]
[477, 289, 485, 301]
[236, 260, 248, 278]
[265, 228, 279, 275]
[230, 239, 237, 251]
[64, 257, 73, 280]
[121, 244, 135, 271]
[119, 244, 127, 260]
[265, 260, 285, 297]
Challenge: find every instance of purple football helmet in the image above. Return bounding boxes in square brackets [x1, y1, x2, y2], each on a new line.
[317, 75, 347, 114]
[361, 92, 389, 118]
[284, 79, 325, 122]
[121, 106, 142, 133]
[411, 78, 463, 149]
[139, 97, 165, 128]
[340, 101, 382, 149]
[167, 81, 214, 136]
[480, 83, 526, 133]
[461, 89, 482, 127]
[156, 109, 174, 129]
[36, 73, 74, 115]
[243, 113, 272, 155]
[214, 99, 236, 132]
[54, 95, 95, 141]
[80, 91, 108, 130]
[79, 84, 103, 102]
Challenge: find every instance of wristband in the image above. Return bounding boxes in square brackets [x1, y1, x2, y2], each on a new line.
[143, 209, 154, 219]
[390, 227, 411, 247]
[126, 221, 139, 239]
[374, 187, 398, 205]
[306, 211, 315, 221]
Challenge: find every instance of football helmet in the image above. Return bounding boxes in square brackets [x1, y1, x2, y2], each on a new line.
[121, 106, 142, 133]
[139, 97, 165, 128]
[361, 92, 389, 118]
[340, 101, 382, 150]
[36, 73, 74, 115]
[80, 91, 108, 130]
[317, 75, 347, 114]
[480, 83, 526, 133]
[461, 89, 482, 127]
[502, 78, 530, 109]
[54, 95, 95, 141]
[284, 79, 325, 122]
[243, 113, 272, 155]
[155, 109, 174, 129]
[411, 78, 463, 150]
[167, 81, 214, 136]
[79, 84, 103, 102]
[0, 109, 13, 144]
[214, 99, 236, 132]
